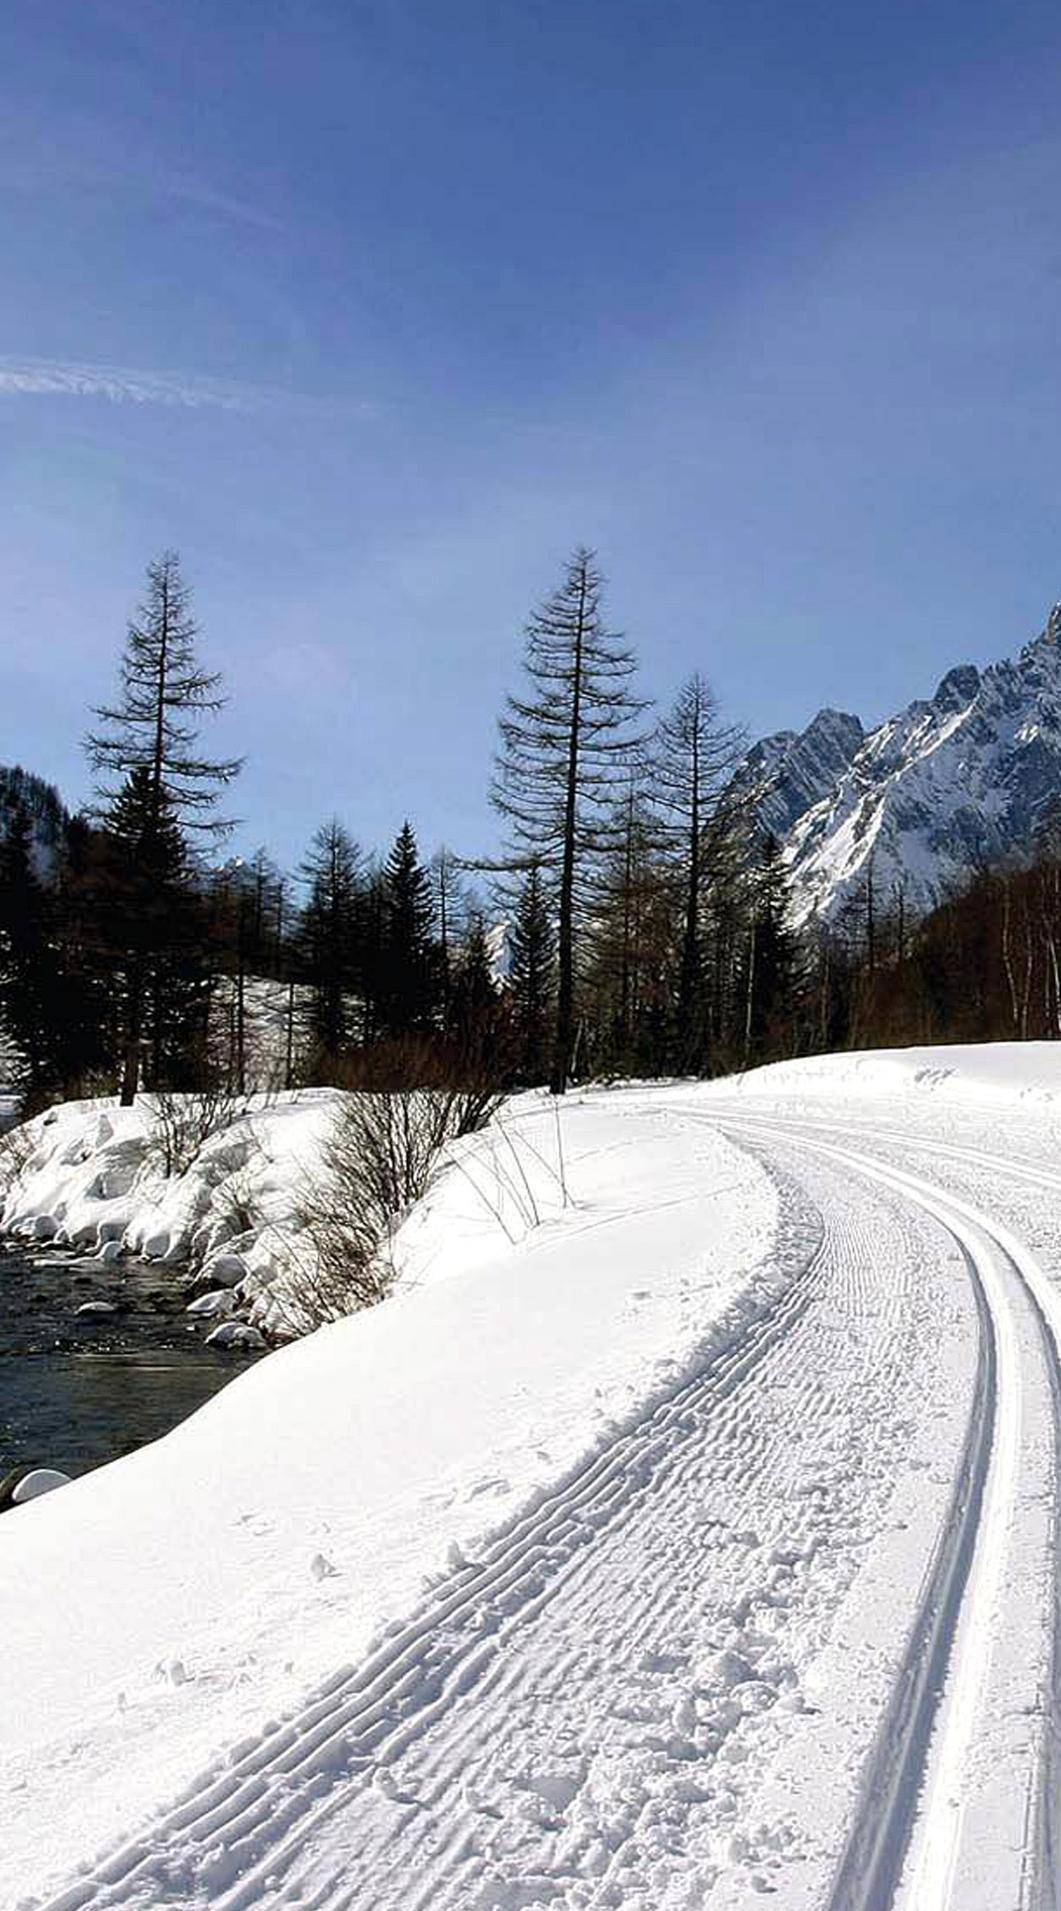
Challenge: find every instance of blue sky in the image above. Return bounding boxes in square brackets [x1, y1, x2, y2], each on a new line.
[4, 0, 1061, 872]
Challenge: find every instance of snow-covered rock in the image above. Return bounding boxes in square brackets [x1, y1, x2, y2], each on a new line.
[10, 1468, 71, 1505]
[202, 1252, 248, 1288]
[186, 1289, 236, 1319]
[205, 1320, 268, 1349]
[736, 707, 864, 841]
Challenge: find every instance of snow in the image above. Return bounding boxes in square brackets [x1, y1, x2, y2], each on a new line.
[0, 1089, 340, 1333]
[0, 1092, 778, 1905]
[709, 1038, 1061, 1114]
[770, 606, 1061, 923]
[8, 1052, 1061, 1906]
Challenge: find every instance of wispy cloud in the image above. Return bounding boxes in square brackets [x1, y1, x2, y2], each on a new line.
[0, 356, 264, 411]
[0, 356, 371, 419]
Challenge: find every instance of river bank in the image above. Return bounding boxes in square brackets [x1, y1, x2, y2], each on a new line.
[0, 1240, 264, 1477]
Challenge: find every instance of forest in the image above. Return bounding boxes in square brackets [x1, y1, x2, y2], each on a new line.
[0, 545, 1052, 1115]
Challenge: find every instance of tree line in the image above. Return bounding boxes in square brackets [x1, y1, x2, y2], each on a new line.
[11, 541, 1034, 1115]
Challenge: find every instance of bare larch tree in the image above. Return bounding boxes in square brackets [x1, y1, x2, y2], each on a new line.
[492, 548, 646, 1093]
[86, 550, 240, 836]
[653, 671, 746, 1069]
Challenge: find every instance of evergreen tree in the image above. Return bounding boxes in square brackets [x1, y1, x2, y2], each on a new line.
[744, 834, 798, 1063]
[378, 822, 440, 1038]
[95, 768, 211, 1094]
[492, 548, 646, 1093]
[507, 862, 555, 1084]
[299, 820, 363, 1066]
[84, 553, 239, 1099]
[450, 915, 502, 1064]
[0, 802, 60, 1097]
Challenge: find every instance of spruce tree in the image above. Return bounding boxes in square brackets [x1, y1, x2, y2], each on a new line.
[450, 915, 501, 1064]
[96, 768, 211, 1095]
[507, 861, 555, 1085]
[85, 553, 239, 1099]
[0, 802, 59, 1097]
[379, 822, 440, 1039]
[492, 548, 646, 1093]
[299, 820, 363, 1066]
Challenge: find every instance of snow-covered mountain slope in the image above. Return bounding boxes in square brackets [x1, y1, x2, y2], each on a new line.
[736, 706, 864, 840]
[751, 605, 1061, 923]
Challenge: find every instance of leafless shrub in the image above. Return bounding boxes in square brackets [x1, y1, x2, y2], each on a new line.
[145, 1084, 258, 1177]
[446, 1100, 570, 1243]
[280, 1038, 504, 1331]
[0, 1120, 35, 1201]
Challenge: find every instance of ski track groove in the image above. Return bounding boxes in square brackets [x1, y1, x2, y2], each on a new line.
[708, 1112, 1061, 1911]
[34, 1145, 967, 1911]
[35, 1177, 827, 1911]
[38, 1111, 1059, 1911]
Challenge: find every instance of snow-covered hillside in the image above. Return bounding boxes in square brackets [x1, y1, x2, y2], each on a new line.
[749, 604, 1061, 922]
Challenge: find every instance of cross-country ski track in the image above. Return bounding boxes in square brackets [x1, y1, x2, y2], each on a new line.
[18, 1083, 1061, 1911]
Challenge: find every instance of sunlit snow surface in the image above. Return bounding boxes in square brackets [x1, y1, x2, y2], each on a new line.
[5, 1053, 1061, 1908]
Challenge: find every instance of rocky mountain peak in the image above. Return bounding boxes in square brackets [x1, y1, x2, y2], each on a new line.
[743, 603, 1061, 926]
[932, 664, 981, 713]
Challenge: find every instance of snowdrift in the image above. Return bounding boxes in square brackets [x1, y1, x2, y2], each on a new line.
[709, 1041, 1061, 1115]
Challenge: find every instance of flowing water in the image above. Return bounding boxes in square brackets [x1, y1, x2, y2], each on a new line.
[0, 1243, 263, 1479]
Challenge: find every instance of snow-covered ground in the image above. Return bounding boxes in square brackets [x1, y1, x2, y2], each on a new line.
[0, 1089, 351, 1337]
[5, 1050, 1061, 1908]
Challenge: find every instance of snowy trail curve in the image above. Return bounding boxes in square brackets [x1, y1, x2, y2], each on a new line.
[25, 1096, 1061, 1911]
[706, 1113, 1061, 1911]
[29, 1142, 970, 1911]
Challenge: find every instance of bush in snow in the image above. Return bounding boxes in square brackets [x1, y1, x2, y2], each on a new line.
[280, 1046, 503, 1332]
[145, 1083, 262, 1178]
[0, 1118, 35, 1199]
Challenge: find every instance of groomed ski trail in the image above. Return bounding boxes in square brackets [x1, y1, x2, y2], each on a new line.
[703, 1113, 1061, 1911]
[32, 1149, 973, 1911]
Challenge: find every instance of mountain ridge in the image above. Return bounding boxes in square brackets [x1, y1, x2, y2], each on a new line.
[756, 604, 1061, 923]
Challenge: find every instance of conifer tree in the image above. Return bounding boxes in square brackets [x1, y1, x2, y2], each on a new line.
[97, 768, 211, 1096]
[299, 820, 363, 1065]
[586, 777, 670, 1075]
[379, 822, 440, 1038]
[0, 802, 58, 1097]
[492, 548, 646, 1093]
[86, 551, 240, 834]
[85, 553, 240, 1099]
[652, 673, 745, 1071]
[450, 915, 502, 1063]
[507, 861, 555, 1084]
[744, 834, 798, 1063]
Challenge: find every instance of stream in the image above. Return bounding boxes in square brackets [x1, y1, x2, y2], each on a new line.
[0, 1242, 264, 1479]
